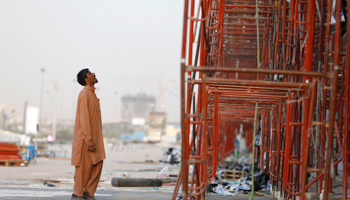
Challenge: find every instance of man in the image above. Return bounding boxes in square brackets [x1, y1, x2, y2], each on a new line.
[71, 69, 106, 200]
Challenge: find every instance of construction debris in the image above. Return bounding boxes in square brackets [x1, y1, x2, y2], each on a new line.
[159, 147, 180, 164]
[207, 181, 237, 196]
[155, 166, 169, 179]
[43, 181, 56, 187]
[208, 165, 270, 196]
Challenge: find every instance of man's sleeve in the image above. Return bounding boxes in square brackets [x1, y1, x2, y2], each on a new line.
[79, 93, 92, 141]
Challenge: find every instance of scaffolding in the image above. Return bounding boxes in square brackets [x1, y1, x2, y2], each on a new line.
[173, 0, 350, 199]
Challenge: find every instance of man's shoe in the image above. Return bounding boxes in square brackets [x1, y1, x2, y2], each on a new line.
[71, 194, 85, 200]
[83, 192, 96, 200]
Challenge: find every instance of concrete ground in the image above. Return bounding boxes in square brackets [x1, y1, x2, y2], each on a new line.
[0, 142, 275, 200]
[0, 186, 275, 200]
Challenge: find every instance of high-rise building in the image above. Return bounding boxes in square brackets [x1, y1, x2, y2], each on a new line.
[121, 93, 156, 123]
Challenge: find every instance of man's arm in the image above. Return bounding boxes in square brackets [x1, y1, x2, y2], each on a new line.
[79, 94, 96, 152]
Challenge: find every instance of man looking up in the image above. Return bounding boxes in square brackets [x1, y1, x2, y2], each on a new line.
[71, 69, 106, 200]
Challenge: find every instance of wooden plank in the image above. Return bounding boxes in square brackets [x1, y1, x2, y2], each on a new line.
[224, 170, 246, 181]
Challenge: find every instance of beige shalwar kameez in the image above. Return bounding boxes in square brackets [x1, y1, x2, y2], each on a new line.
[71, 86, 106, 197]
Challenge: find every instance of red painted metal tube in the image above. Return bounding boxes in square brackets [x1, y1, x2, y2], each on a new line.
[175, 0, 349, 198]
[323, 68, 339, 200]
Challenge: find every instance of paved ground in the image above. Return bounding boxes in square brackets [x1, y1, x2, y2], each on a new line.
[0, 186, 275, 200]
[0, 142, 276, 200]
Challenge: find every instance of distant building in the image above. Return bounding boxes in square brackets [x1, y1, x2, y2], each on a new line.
[121, 93, 156, 123]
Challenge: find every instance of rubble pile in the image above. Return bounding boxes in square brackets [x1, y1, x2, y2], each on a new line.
[159, 147, 180, 164]
[208, 156, 270, 196]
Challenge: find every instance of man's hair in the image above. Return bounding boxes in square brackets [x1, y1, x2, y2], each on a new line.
[77, 68, 89, 86]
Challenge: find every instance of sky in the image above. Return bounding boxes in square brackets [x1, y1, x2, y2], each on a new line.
[0, 0, 183, 123]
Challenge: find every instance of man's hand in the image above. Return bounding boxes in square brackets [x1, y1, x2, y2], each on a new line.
[87, 139, 96, 152]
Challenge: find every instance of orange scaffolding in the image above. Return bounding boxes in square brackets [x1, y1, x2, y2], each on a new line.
[173, 0, 350, 199]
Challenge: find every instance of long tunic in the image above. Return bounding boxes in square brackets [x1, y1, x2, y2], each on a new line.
[71, 86, 106, 166]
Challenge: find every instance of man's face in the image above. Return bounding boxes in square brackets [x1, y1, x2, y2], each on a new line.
[85, 71, 98, 85]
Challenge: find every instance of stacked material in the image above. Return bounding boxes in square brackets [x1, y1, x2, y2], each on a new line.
[0, 142, 26, 166]
[208, 169, 270, 196]
[224, 170, 246, 181]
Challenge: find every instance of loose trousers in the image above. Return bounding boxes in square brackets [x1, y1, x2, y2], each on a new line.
[73, 142, 103, 197]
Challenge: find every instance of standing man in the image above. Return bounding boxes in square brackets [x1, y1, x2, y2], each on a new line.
[71, 69, 106, 200]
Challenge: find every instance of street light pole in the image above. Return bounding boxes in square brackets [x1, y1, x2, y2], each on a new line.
[37, 68, 45, 154]
[114, 91, 118, 120]
[52, 78, 57, 142]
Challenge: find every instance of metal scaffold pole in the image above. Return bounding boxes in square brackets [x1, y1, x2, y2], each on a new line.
[173, 0, 350, 199]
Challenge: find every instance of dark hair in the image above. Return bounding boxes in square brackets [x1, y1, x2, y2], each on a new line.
[77, 68, 89, 86]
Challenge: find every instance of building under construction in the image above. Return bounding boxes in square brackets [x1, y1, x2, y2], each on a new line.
[173, 0, 350, 199]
